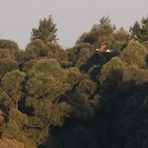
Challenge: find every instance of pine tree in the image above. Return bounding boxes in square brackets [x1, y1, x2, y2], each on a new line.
[31, 15, 57, 45]
[130, 16, 148, 42]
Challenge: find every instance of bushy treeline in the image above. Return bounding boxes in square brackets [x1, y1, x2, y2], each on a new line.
[0, 15, 148, 148]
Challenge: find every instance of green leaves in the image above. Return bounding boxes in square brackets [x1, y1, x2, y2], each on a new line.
[0, 39, 19, 50]
[121, 41, 147, 68]
[130, 16, 148, 42]
[26, 72, 68, 101]
[99, 57, 125, 85]
[0, 15, 147, 148]
[0, 70, 25, 109]
[0, 58, 18, 80]
[26, 39, 49, 57]
[31, 15, 57, 45]
[27, 100, 71, 127]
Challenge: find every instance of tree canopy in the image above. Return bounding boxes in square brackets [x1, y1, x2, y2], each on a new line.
[0, 15, 148, 148]
[31, 15, 58, 45]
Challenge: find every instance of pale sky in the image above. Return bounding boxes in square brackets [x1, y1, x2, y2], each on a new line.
[0, 0, 148, 49]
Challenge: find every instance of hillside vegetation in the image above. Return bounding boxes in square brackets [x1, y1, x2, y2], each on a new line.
[0, 15, 148, 148]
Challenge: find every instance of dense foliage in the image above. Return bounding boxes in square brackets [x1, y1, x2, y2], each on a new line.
[0, 16, 148, 148]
